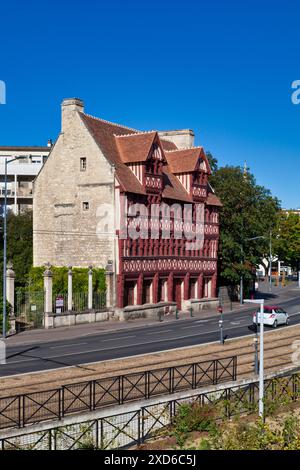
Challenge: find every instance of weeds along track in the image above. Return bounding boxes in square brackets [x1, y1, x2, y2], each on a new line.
[0, 325, 300, 396]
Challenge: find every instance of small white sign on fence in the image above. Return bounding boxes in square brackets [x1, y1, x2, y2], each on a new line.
[55, 296, 64, 313]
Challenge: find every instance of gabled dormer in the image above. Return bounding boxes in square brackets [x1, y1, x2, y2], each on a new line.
[115, 131, 167, 194]
[165, 147, 211, 201]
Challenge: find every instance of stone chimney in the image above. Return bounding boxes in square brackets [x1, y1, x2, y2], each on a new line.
[158, 129, 195, 149]
[61, 98, 84, 133]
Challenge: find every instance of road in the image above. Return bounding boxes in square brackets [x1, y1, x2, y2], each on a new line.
[1, 283, 299, 377]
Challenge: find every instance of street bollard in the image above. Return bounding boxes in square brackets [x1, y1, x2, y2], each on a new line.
[189, 306, 193, 318]
[175, 308, 179, 319]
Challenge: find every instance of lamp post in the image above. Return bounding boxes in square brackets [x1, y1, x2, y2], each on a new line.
[244, 298, 265, 419]
[2, 155, 28, 339]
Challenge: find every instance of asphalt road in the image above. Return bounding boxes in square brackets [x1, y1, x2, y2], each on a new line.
[1, 286, 300, 377]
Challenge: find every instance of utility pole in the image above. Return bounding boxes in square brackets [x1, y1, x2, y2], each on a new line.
[2, 156, 27, 339]
[269, 230, 272, 293]
[2, 159, 8, 339]
[245, 299, 265, 419]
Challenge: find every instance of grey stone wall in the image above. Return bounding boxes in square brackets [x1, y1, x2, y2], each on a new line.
[33, 100, 116, 269]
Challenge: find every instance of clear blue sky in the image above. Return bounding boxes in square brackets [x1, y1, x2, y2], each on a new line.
[0, 0, 299, 208]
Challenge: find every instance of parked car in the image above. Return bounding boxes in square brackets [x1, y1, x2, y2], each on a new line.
[252, 306, 289, 328]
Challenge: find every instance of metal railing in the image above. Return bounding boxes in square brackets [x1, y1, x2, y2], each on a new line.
[0, 356, 237, 431]
[1, 368, 300, 450]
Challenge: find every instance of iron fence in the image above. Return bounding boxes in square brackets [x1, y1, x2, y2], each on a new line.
[0, 356, 237, 431]
[15, 291, 45, 330]
[1, 370, 300, 450]
[53, 292, 106, 313]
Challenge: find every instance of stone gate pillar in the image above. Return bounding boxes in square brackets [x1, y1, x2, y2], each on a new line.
[88, 267, 93, 310]
[6, 262, 16, 334]
[43, 266, 53, 328]
[105, 270, 114, 308]
[68, 267, 73, 311]
[6, 262, 15, 315]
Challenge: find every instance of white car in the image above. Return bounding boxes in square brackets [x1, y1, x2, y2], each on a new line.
[253, 306, 289, 328]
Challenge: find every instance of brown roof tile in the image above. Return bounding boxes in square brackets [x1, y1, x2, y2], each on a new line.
[115, 132, 157, 163]
[207, 192, 222, 206]
[79, 112, 219, 205]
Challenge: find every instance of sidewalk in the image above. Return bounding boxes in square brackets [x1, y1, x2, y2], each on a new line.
[5, 300, 251, 347]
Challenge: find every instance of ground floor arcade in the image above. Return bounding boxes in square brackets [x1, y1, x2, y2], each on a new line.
[117, 272, 218, 309]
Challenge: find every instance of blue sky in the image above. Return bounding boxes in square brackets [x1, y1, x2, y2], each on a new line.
[0, 0, 299, 208]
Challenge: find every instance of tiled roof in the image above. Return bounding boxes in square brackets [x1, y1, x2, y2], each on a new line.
[162, 169, 192, 202]
[79, 112, 219, 205]
[115, 132, 157, 163]
[207, 192, 222, 206]
[165, 148, 203, 173]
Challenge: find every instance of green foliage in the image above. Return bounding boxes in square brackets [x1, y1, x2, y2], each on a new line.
[0, 298, 11, 334]
[209, 163, 281, 286]
[273, 212, 300, 270]
[0, 210, 33, 292]
[171, 403, 217, 448]
[28, 266, 106, 295]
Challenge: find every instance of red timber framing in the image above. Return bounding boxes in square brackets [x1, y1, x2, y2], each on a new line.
[116, 134, 221, 309]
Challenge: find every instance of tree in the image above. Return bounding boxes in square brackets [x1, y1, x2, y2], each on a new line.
[273, 212, 300, 270]
[206, 151, 218, 174]
[0, 210, 33, 292]
[209, 164, 281, 287]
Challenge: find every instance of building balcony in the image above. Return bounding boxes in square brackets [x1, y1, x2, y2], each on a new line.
[192, 184, 207, 200]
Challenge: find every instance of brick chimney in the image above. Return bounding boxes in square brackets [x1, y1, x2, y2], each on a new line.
[158, 129, 195, 149]
[61, 98, 84, 133]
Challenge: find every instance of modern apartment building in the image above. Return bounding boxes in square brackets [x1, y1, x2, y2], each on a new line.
[0, 145, 51, 214]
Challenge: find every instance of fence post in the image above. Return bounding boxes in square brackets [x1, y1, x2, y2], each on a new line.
[92, 380, 96, 410]
[61, 387, 65, 418]
[141, 407, 145, 443]
[169, 367, 174, 394]
[43, 265, 53, 328]
[145, 371, 150, 399]
[213, 359, 218, 385]
[119, 376, 124, 404]
[67, 266, 73, 311]
[88, 266, 93, 310]
[192, 363, 197, 389]
[233, 356, 237, 381]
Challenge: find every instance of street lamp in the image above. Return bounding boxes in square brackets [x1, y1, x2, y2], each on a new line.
[2, 155, 28, 339]
[244, 298, 265, 419]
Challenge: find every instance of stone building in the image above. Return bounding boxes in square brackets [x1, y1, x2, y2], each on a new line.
[33, 98, 221, 313]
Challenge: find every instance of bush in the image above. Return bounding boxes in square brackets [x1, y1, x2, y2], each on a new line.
[28, 266, 106, 295]
[0, 298, 11, 334]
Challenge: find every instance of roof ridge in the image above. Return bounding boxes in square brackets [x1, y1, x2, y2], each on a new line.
[164, 146, 203, 153]
[114, 130, 156, 138]
[83, 113, 139, 133]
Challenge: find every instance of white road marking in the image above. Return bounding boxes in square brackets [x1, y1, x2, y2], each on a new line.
[50, 342, 87, 349]
[102, 335, 136, 342]
[146, 329, 173, 335]
[289, 312, 300, 317]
